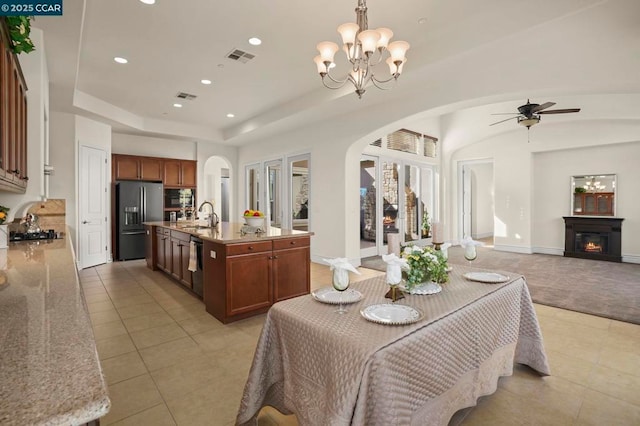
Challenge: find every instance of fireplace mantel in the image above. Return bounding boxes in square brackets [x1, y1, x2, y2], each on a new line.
[563, 216, 623, 262]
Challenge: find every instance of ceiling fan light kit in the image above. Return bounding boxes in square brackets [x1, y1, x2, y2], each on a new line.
[314, 0, 410, 98]
[490, 99, 581, 130]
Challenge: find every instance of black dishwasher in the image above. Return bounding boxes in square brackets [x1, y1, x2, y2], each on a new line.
[190, 236, 204, 297]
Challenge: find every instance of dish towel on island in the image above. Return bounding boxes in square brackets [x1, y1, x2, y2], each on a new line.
[188, 241, 197, 272]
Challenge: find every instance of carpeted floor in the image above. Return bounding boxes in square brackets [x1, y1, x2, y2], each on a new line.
[361, 245, 640, 325]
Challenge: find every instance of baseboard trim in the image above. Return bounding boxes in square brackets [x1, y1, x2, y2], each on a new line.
[622, 254, 640, 264]
[532, 247, 563, 256]
[472, 232, 493, 240]
[493, 245, 533, 254]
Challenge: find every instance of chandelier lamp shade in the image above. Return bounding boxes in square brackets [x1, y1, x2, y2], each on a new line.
[313, 0, 410, 98]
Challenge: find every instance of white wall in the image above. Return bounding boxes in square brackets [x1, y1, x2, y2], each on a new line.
[469, 162, 494, 239]
[48, 111, 75, 234]
[202, 156, 230, 220]
[533, 141, 640, 259]
[111, 133, 197, 160]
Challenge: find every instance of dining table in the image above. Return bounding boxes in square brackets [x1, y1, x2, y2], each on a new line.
[236, 265, 550, 426]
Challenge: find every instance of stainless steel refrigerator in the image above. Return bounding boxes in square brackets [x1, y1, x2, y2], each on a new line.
[116, 181, 163, 260]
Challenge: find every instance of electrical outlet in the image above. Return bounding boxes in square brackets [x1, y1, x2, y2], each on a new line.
[210, 250, 216, 259]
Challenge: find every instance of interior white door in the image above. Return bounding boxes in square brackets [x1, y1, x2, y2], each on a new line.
[79, 146, 107, 268]
[462, 164, 472, 239]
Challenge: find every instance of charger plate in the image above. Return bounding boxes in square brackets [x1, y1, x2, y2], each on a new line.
[361, 304, 423, 325]
[312, 287, 363, 305]
[462, 272, 510, 283]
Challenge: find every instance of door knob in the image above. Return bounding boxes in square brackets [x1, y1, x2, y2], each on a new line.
[82, 220, 89, 224]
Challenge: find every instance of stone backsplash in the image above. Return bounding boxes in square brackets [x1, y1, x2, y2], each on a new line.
[8, 199, 66, 234]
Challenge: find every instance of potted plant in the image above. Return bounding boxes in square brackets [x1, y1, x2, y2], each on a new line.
[6, 16, 35, 54]
[421, 210, 431, 238]
[574, 187, 586, 194]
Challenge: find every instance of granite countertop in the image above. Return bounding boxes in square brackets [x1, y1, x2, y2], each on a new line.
[145, 221, 313, 244]
[0, 237, 110, 425]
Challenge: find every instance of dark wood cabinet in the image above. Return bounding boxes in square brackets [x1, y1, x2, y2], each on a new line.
[164, 160, 197, 187]
[155, 227, 170, 271]
[573, 192, 614, 216]
[145, 225, 155, 269]
[0, 19, 28, 193]
[273, 238, 311, 303]
[203, 236, 311, 323]
[113, 154, 162, 181]
[169, 230, 192, 289]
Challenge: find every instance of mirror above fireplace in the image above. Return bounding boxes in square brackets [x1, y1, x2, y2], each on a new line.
[571, 174, 616, 216]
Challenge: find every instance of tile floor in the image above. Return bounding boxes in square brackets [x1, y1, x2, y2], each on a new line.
[80, 260, 640, 426]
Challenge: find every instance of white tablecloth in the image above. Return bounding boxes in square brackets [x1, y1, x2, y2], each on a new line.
[237, 266, 549, 425]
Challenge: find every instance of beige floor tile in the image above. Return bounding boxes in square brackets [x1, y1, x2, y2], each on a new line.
[90, 309, 122, 326]
[93, 320, 129, 341]
[129, 323, 188, 350]
[87, 300, 116, 314]
[150, 354, 231, 401]
[257, 407, 298, 426]
[176, 311, 225, 335]
[191, 326, 255, 352]
[110, 403, 176, 426]
[551, 320, 610, 346]
[96, 334, 137, 360]
[101, 351, 148, 385]
[553, 309, 612, 330]
[155, 294, 202, 311]
[100, 374, 163, 425]
[138, 336, 206, 371]
[117, 301, 165, 320]
[533, 303, 561, 319]
[546, 349, 595, 386]
[598, 345, 640, 377]
[84, 292, 112, 304]
[111, 293, 157, 308]
[164, 303, 207, 322]
[609, 319, 640, 339]
[82, 280, 104, 289]
[587, 364, 640, 406]
[82, 286, 109, 296]
[498, 366, 586, 419]
[604, 329, 640, 354]
[164, 375, 246, 426]
[122, 311, 177, 333]
[543, 332, 604, 364]
[576, 388, 640, 426]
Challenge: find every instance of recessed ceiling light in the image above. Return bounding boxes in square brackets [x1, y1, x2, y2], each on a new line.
[418, 17, 427, 25]
[114, 57, 128, 64]
[173, 103, 183, 108]
[139, 0, 156, 4]
[201, 79, 212, 85]
[226, 113, 235, 118]
[248, 37, 262, 46]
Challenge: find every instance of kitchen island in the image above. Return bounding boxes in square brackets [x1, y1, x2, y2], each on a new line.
[144, 222, 312, 323]
[0, 237, 110, 425]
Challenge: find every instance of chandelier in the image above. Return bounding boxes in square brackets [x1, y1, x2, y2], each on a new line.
[313, 0, 410, 98]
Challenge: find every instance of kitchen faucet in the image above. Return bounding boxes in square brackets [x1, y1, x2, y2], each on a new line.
[198, 201, 219, 227]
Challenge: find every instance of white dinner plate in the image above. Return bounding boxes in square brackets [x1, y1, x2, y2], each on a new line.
[399, 281, 442, 295]
[361, 304, 423, 325]
[462, 272, 510, 284]
[311, 287, 363, 305]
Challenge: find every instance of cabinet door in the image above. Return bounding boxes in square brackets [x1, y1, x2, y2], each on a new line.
[114, 155, 140, 180]
[171, 238, 182, 280]
[273, 246, 311, 302]
[180, 243, 193, 288]
[181, 161, 197, 187]
[140, 157, 162, 181]
[226, 253, 272, 316]
[145, 226, 154, 269]
[156, 231, 167, 270]
[164, 160, 181, 186]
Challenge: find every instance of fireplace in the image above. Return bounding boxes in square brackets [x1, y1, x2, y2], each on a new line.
[563, 217, 623, 262]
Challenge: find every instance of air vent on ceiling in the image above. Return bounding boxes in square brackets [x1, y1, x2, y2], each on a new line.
[175, 92, 197, 100]
[226, 48, 256, 63]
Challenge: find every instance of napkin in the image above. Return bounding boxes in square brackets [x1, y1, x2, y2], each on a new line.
[460, 236, 483, 259]
[323, 257, 360, 289]
[382, 253, 409, 285]
[440, 242, 452, 261]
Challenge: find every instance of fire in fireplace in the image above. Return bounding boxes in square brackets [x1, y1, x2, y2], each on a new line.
[576, 232, 608, 254]
[584, 242, 602, 253]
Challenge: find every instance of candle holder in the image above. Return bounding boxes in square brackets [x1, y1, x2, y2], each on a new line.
[433, 242, 443, 251]
[385, 284, 405, 302]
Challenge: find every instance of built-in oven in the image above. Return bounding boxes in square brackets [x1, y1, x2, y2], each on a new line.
[164, 188, 195, 209]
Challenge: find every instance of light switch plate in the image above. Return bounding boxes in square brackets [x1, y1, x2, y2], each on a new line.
[210, 250, 216, 259]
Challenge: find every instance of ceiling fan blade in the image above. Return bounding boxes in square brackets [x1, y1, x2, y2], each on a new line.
[537, 108, 581, 114]
[491, 112, 520, 116]
[489, 116, 519, 126]
[532, 102, 556, 112]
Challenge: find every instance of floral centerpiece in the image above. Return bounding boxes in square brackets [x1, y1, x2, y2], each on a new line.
[401, 244, 449, 291]
[0, 205, 9, 224]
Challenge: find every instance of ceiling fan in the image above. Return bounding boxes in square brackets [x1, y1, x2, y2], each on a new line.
[490, 99, 581, 128]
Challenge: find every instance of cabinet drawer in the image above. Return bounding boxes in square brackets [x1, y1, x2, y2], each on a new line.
[226, 241, 272, 256]
[170, 230, 191, 242]
[273, 237, 310, 251]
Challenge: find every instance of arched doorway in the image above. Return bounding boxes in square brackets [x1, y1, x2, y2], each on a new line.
[203, 156, 233, 222]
